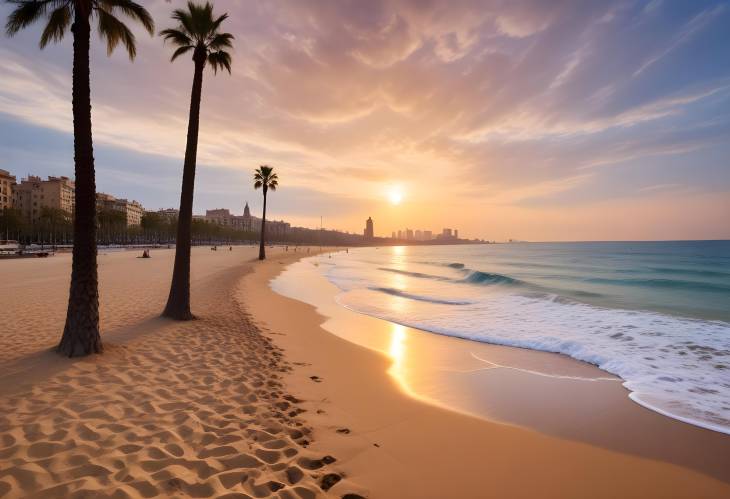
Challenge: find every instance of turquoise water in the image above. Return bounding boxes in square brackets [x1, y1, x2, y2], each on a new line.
[308, 241, 730, 433]
[422, 241, 730, 322]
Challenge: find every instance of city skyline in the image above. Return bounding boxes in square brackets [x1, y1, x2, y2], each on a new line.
[1, 1, 729, 241]
[2, 168, 462, 241]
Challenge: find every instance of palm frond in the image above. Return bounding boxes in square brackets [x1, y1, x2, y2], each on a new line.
[207, 32, 233, 50]
[161, 2, 232, 73]
[208, 12, 228, 36]
[97, 7, 136, 59]
[96, 0, 154, 35]
[160, 27, 192, 47]
[207, 50, 231, 74]
[5, 0, 60, 36]
[171, 8, 194, 38]
[253, 166, 278, 189]
[39, 4, 70, 48]
[170, 44, 193, 62]
[196, 2, 214, 35]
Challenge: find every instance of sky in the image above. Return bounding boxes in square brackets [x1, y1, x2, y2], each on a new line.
[0, 0, 729, 241]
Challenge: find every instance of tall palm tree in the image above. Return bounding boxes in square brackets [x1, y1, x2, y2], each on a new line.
[160, 1, 233, 320]
[5, 0, 153, 357]
[253, 165, 278, 260]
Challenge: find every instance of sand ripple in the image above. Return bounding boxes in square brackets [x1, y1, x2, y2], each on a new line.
[0, 250, 341, 498]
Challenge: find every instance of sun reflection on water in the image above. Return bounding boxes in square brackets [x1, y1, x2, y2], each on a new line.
[387, 323, 412, 394]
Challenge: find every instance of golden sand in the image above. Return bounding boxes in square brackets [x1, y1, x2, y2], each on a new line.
[0, 247, 342, 498]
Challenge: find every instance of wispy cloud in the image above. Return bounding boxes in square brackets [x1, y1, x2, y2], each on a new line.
[0, 0, 728, 240]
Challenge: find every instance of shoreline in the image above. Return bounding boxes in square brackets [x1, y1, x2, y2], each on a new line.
[1, 247, 729, 497]
[245, 252, 730, 498]
[273, 254, 730, 438]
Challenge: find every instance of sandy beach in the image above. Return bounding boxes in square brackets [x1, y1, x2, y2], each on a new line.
[0, 247, 345, 498]
[246, 251, 730, 498]
[1, 247, 729, 498]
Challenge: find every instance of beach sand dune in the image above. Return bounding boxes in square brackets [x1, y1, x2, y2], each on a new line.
[0, 248, 341, 498]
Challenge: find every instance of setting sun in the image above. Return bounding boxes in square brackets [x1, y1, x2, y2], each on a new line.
[388, 188, 403, 205]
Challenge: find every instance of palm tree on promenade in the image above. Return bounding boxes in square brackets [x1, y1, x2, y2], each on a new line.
[160, 1, 233, 320]
[5, 0, 153, 357]
[253, 165, 278, 260]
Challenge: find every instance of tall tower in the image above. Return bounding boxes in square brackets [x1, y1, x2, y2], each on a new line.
[242, 202, 252, 231]
[364, 217, 374, 239]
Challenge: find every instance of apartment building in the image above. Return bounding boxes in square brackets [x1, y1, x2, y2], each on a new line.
[0, 169, 15, 210]
[13, 175, 75, 223]
[97, 193, 144, 226]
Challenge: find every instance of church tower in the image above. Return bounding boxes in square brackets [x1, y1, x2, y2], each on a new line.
[242, 202, 252, 231]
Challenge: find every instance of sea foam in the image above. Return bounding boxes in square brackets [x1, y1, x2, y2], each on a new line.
[319, 246, 730, 434]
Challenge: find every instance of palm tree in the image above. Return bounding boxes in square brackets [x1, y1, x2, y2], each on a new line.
[253, 165, 278, 260]
[5, 0, 153, 357]
[160, 1, 233, 320]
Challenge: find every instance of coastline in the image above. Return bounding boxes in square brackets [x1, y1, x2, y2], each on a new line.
[244, 252, 730, 498]
[1, 246, 728, 497]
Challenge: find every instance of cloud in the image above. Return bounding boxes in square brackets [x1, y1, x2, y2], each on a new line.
[0, 0, 728, 239]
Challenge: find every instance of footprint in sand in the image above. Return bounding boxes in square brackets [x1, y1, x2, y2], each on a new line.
[320, 472, 342, 491]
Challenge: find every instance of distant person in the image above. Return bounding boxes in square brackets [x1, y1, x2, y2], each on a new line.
[229, 246, 232, 251]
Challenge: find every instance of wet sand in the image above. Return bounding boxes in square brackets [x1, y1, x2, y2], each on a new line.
[245, 252, 730, 498]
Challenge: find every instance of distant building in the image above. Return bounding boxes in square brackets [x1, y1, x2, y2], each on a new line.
[205, 208, 239, 228]
[14, 175, 75, 223]
[0, 169, 15, 211]
[391, 231, 396, 239]
[97, 193, 144, 226]
[423, 230, 433, 240]
[156, 208, 179, 220]
[442, 228, 453, 238]
[406, 228, 413, 240]
[455, 229, 459, 239]
[203, 201, 289, 238]
[364, 217, 374, 239]
[397, 230, 403, 239]
[415, 229, 422, 241]
[241, 202, 262, 233]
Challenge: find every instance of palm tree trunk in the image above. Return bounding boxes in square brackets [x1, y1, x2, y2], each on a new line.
[259, 189, 267, 260]
[163, 50, 206, 320]
[57, 7, 101, 357]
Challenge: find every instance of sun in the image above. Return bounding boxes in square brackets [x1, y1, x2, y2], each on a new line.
[388, 188, 403, 205]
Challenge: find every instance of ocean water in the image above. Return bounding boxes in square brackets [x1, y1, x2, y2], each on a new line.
[309, 241, 730, 434]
